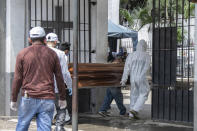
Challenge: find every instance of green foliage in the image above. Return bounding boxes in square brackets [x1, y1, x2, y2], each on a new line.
[120, 0, 195, 31]
[177, 27, 184, 44]
[120, 0, 153, 31]
[120, 8, 134, 27]
[120, 0, 195, 46]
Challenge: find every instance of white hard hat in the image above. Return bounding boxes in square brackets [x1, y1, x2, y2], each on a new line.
[46, 33, 59, 42]
[29, 26, 46, 38]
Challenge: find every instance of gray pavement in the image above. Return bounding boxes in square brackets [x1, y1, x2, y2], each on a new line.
[0, 89, 193, 131]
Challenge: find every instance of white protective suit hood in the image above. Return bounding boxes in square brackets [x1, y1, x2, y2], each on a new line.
[136, 40, 147, 52]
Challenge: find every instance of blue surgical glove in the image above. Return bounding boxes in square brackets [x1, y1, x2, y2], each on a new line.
[68, 88, 72, 96]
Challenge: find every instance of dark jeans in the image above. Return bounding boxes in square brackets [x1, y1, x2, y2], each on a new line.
[99, 87, 126, 115]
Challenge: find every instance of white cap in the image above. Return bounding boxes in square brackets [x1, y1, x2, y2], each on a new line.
[46, 33, 59, 42]
[29, 26, 46, 38]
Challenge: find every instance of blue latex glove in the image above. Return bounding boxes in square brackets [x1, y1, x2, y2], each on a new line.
[68, 88, 72, 96]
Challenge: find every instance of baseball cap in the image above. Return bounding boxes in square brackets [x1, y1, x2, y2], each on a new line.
[46, 33, 60, 43]
[29, 26, 46, 38]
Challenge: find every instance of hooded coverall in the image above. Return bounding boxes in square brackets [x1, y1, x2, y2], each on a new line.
[121, 39, 151, 113]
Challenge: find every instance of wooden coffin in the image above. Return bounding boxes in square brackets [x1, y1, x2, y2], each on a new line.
[68, 63, 124, 88]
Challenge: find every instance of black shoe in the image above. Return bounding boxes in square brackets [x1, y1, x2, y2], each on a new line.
[98, 111, 110, 117]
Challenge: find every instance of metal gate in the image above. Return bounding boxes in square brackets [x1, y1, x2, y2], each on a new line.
[30, 0, 92, 63]
[152, 0, 194, 122]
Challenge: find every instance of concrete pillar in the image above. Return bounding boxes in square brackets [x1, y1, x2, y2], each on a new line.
[93, 0, 108, 63]
[194, 4, 197, 131]
[0, 0, 25, 116]
[0, 0, 6, 116]
[90, 0, 108, 113]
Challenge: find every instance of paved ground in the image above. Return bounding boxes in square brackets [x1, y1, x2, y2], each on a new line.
[0, 89, 193, 131]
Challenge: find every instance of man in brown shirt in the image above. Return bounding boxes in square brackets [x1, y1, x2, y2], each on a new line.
[10, 26, 67, 131]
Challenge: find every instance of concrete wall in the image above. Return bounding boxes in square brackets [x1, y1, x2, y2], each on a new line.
[0, 0, 26, 116]
[0, 0, 6, 116]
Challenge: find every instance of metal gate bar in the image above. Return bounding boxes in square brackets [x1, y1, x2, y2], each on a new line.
[30, 0, 92, 63]
[152, 0, 194, 122]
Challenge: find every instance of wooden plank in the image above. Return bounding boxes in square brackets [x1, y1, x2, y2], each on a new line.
[69, 63, 124, 88]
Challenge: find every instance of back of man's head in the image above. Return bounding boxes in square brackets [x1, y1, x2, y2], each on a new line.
[29, 26, 46, 43]
[59, 42, 71, 51]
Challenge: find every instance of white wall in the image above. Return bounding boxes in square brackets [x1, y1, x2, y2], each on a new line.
[5, 0, 26, 116]
[108, 0, 120, 24]
[6, 0, 25, 73]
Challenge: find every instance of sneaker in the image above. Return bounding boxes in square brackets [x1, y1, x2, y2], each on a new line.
[129, 110, 140, 120]
[98, 111, 111, 117]
[128, 116, 135, 120]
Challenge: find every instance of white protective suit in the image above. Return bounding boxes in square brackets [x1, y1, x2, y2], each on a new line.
[48, 47, 72, 92]
[121, 40, 151, 112]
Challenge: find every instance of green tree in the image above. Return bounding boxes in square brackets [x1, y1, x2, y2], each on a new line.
[120, 0, 195, 31]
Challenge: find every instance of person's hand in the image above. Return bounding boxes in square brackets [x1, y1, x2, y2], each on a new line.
[10, 101, 17, 111]
[68, 88, 72, 96]
[120, 80, 126, 86]
[58, 100, 67, 109]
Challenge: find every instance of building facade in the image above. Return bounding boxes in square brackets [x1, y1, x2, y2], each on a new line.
[0, 0, 108, 116]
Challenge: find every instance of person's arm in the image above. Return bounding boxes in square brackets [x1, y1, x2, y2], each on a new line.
[60, 54, 72, 95]
[60, 54, 72, 88]
[121, 54, 132, 85]
[64, 71, 72, 89]
[64, 56, 72, 89]
[54, 55, 66, 100]
[11, 53, 23, 102]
